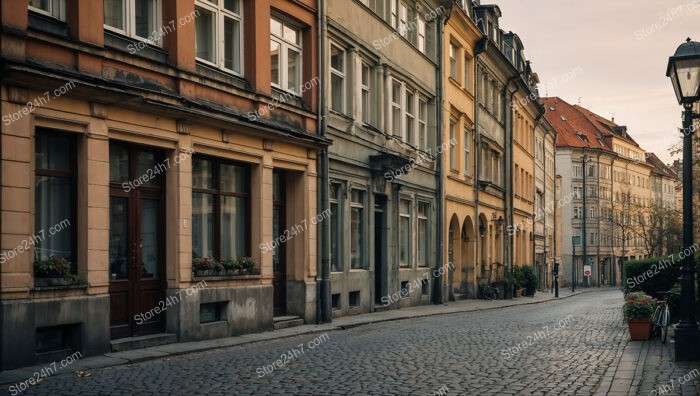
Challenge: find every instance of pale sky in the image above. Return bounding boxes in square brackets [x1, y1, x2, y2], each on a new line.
[496, 0, 700, 164]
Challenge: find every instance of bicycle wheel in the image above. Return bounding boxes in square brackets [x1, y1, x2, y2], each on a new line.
[651, 305, 661, 336]
[661, 304, 670, 344]
[485, 287, 495, 300]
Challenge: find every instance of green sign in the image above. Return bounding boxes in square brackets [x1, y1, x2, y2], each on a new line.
[572, 235, 581, 246]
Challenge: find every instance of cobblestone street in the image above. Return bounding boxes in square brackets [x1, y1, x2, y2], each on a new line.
[11, 289, 697, 395]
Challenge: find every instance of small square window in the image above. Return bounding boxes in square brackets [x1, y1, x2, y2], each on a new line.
[421, 278, 429, 295]
[400, 281, 410, 298]
[200, 302, 227, 323]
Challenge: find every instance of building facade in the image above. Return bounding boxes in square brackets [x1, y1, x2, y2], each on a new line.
[0, 0, 325, 369]
[324, 0, 442, 316]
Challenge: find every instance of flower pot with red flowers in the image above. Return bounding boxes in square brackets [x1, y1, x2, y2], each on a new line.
[192, 257, 223, 277]
[623, 292, 657, 340]
[34, 255, 73, 286]
[238, 257, 258, 275]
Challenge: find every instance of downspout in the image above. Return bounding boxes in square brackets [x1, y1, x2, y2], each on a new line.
[434, 9, 446, 305]
[316, 0, 331, 324]
[534, 112, 544, 278]
[502, 73, 521, 297]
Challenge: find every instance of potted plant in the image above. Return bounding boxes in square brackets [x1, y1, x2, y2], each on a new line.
[513, 266, 525, 297]
[192, 257, 222, 276]
[522, 265, 538, 297]
[623, 292, 657, 340]
[221, 258, 240, 275]
[238, 257, 257, 275]
[34, 255, 71, 278]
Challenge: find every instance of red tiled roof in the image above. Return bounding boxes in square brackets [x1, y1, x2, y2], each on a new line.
[646, 152, 678, 179]
[540, 97, 610, 150]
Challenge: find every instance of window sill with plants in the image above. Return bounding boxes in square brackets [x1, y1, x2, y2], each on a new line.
[33, 255, 86, 289]
[192, 257, 260, 279]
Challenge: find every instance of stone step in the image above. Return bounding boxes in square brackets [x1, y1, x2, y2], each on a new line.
[273, 316, 304, 330]
[374, 304, 393, 313]
[110, 333, 177, 352]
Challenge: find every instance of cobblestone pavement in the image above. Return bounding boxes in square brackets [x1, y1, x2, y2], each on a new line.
[8, 289, 689, 395]
[633, 334, 700, 396]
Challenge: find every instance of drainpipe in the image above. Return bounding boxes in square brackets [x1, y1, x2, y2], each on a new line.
[502, 72, 521, 297]
[434, 10, 446, 305]
[316, 0, 331, 324]
[473, 37, 486, 298]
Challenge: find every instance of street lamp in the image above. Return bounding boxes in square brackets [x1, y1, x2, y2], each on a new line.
[666, 38, 700, 361]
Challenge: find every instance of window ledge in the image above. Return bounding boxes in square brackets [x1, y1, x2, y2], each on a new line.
[192, 274, 262, 281]
[31, 283, 88, 292]
[28, 11, 68, 38]
[349, 268, 368, 272]
[104, 30, 167, 63]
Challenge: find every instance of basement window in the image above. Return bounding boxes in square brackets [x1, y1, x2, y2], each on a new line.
[349, 291, 360, 307]
[200, 302, 227, 324]
[331, 293, 341, 310]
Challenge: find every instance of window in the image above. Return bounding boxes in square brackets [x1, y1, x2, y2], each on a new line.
[330, 43, 345, 112]
[491, 151, 501, 186]
[449, 119, 456, 170]
[464, 127, 470, 175]
[349, 291, 360, 307]
[29, 0, 64, 20]
[191, 157, 250, 260]
[104, 0, 160, 42]
[449, 43, 458, 80]
[573, 205, 582, 219]
[464, 55, 470, 90]
[195, 0, 243, 75]
[405, 91, 415, 145]
[398, 1, 409, 37]
[417, 202, 429, 267]
[350, 190, 365, 269]
[418, 98, 428, 150]
[399, 199, 411, 267]
[587, 164, 596, 178]
[573, 165, 582, 178]
[35, 130, 75, 272]
[573, 186, 582, 199]
[417, 14, 426, 52]
[200, 302, 226, 323]
[331, 293, 341, 309]
[270, 16, 302, 92]
[390, 0, 398, 28]
[330, 183, 342, 272]
[361, 62, 371, 124]
[392, 81, 402, 136]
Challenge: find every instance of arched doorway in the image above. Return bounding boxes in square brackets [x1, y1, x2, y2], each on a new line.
[448, 214, 460, 301]
[462, 216, 475, 297]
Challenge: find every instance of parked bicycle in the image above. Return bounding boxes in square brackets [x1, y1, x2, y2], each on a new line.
[478, 284, 500, 300]
[652, 291, 678, 343]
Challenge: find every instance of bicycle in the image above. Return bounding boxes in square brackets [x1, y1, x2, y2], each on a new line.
[478, 284, 500, 300]
[652, 291, 677, 344]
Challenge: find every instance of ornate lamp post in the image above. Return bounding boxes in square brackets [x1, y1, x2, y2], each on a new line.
[666, 38, 700, 361]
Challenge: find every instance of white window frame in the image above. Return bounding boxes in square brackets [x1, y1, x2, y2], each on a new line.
[390, 0, 398, 28]
[329, 42, 346, 113]
[270, 15, 303, 93]
[418, 98, 428, 150]
[361, 61, 372, 125]
[405, 90, 415, 145]
[464, 126, 470, 175]
[449, 43, 458, 80]
[29, 0, 65, 20]
[417, 14, 426, 52]
[398, 1, 409, 37]
[417, 202, 429, 268]
[350, 189, 366, 270]
[105, 0, 162, 45]
[399, 198, 412, 268]
[463, 54, 470, 90]
[449, 119, 457, 170]
[195, 0, 244, 76]
[391, 80, 402, 137]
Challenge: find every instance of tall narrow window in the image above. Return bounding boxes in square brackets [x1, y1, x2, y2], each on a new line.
[30, 0, 65, 20]
[418, 98, 428, 150]
[417, 14, 426, 52]
[399, 199, 411, 268]
[330, 43, 345, 112]
[361, 62, 371, 124]
[417, 202, 429, 267]
[195, 0, 243, 75]
[270, 16, 302, 93]
[464, 55, 470, 90]
[390, 0, 398, 28]
[405, 91, 415, 145]
[464, 127, 470, 175]
[449, 43, 458, 80]
[350, 190, 365, 269]
[398, 1, 408, 37]
[392, 81, 402, 136]
[330, 183, 342, 272]
[192, 157, 250, 261]
[35, 130, 75, 271]
[449, 119, 456, 170]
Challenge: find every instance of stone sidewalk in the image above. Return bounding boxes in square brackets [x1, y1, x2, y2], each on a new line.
[596, 326, 700, 396]
[0, 286, 602, 386]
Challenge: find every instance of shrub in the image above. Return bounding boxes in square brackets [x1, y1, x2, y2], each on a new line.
[624, 254, 700, 299]
[522, 265, 538, 296]
[192, 257, 222, 272]
[512, 265, 526, 289]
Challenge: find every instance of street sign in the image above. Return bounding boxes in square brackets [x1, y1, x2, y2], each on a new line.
[583, 265, 591, 277]
[572, 235, 581, 246]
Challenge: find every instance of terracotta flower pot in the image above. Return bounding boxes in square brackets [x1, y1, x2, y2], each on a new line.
[627, 319, 652, 340]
